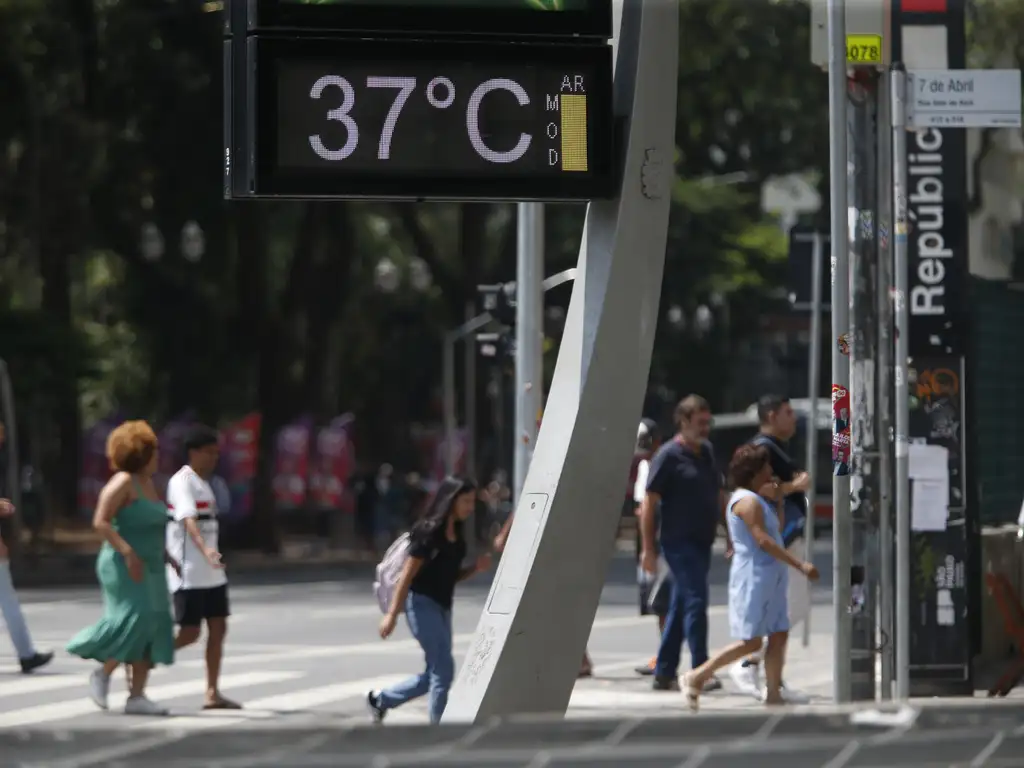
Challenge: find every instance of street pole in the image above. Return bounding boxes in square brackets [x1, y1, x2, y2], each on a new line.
[514, 202, 544, 503]
[443, 336, 458, 475]
[0, 360, 23, 551]
[848, 71, 880, 702]
[890, 62, 911, 702]
[464, 301, 477, 482]
[826, 0, 852, 704]
[875, 71, 895, 701]
[802, 233, 824, 649]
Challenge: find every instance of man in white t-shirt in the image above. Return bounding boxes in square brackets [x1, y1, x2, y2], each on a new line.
[166, 425, 239, 710]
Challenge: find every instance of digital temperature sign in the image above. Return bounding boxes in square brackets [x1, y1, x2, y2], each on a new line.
[229, 37, 614, 200]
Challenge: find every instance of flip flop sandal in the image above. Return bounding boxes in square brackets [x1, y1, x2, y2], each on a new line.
[681, 673, 701, 713]
[203, 698, 242, 710]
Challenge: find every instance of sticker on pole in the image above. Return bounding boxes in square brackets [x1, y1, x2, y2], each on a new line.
[838, 334, 851, 356]
[832, 384, 851, 476]
[846, 35, 882, 65]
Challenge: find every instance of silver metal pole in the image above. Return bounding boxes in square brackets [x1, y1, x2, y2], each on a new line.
[514, 203, 544, 503]
[891, 63, 911, 702]
[827, 0, 852, 705]
[465, 301, 477, 482]
[848, 73, 880, 703]
[876, 72, 895, 701]
[802, 233, 824, 649]
[443, 334, 458, 475]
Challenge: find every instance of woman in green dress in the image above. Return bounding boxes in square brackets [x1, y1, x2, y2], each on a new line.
[66, 419, 177, 716]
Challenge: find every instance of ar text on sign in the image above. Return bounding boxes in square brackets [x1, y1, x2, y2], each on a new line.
[546, 75, 589, 172]
[846, 34, 882, 65]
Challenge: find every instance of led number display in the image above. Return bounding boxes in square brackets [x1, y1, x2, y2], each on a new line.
[249, 37, 614, 200]
[251, 0, 613, 39]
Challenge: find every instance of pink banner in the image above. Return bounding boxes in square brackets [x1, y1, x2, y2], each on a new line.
[273, 418, 311, 510]
[309, 415, 356, 511]
[221, 412, 261, 516]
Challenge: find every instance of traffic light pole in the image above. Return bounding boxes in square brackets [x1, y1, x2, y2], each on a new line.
[514, 203, 544, 503]
[847, 72, 880, 702]
[875, 69, 895, 701]
[826, 0, 853, 704]
[890, 62, 912, 703]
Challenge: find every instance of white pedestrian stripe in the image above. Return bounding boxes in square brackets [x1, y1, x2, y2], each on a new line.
[132, 675, 408, 731]
[0, 674, 95, 698]
[0, 670, 300, 728]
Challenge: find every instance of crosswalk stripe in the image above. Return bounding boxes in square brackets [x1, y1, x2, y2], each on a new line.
[309, 606, 383, 619]
[0, 670, 301, 729]
[0, 674, 90, 698]
[131, 675, 408, 731]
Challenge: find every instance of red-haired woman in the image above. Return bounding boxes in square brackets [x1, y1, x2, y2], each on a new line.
[66, 420, 177, 715]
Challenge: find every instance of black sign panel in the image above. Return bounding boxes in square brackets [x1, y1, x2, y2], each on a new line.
[251, 0, 613, 39]
[909, 357, 965, 507]
[893, 1, 969, 359]
[786, 228, 831, 311]
[233, 37, 614, 201]
[907, 524, 971, 695]
[892, 0, 974, 698]
[906, 355, 971, 695]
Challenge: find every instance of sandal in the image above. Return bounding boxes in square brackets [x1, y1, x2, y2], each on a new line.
[681, 673, 701, 713]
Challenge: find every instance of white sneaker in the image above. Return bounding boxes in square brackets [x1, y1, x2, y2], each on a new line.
[759, 683, 811, 705]
[124, 696, 169, 716]
[729, 662, 760, 698]
[88, 669, 110, 710]
[779, 684, 811, 704]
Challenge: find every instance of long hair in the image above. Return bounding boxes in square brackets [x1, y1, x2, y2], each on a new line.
[410, 475, 477, 543]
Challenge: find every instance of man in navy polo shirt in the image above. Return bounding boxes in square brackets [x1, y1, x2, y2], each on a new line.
[639, 395, 728, 692]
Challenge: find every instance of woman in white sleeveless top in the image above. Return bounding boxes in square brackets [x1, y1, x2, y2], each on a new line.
[681, 443, 819, 710]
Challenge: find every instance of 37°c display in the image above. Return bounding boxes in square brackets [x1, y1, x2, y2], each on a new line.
[229, 37, 615, 200]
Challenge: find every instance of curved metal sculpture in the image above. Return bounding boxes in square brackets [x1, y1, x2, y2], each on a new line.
[444, 0, 679, 722]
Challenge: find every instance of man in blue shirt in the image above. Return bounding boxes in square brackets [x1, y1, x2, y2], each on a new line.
[639, 395, 729, 691]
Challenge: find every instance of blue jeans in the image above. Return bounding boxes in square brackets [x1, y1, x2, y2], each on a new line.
[377, 591, 454, 723]
[0, 560, 35, 659]
[655, 542, 711, 679]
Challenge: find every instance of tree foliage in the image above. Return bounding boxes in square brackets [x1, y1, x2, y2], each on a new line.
[18, 0, 1015, 545]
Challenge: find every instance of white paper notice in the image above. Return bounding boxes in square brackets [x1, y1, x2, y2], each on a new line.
[912, 479, 949, 531]
[908, 443, 950, 532]
[908, 443, 948, 480]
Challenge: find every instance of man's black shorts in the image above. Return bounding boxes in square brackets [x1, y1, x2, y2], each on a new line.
[174, 584, 230, 627]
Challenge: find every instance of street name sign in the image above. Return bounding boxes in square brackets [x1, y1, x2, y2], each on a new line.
[907, 69, 1022, 129]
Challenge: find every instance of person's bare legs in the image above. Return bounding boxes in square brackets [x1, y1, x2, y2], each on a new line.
[762, 630, 789, 705]
[128, 661, 150, 698]
[579, 651, 593, 678]
[204, 617, 239, 707]
[175, 624, 201, 650]
[686, 638, 762, 709]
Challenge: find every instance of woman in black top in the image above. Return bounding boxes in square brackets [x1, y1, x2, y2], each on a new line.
[369, 476, 491, 724]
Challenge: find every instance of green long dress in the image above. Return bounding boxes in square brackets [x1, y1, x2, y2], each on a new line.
[66, 479, 175, 665]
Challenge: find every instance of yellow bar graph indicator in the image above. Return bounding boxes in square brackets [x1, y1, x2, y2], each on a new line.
[560, 94, 588, 172]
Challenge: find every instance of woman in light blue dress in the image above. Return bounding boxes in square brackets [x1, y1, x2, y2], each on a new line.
[682, 443, 819, 711]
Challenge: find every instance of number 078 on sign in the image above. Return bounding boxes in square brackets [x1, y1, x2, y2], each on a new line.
[846, 34, 882, 66]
